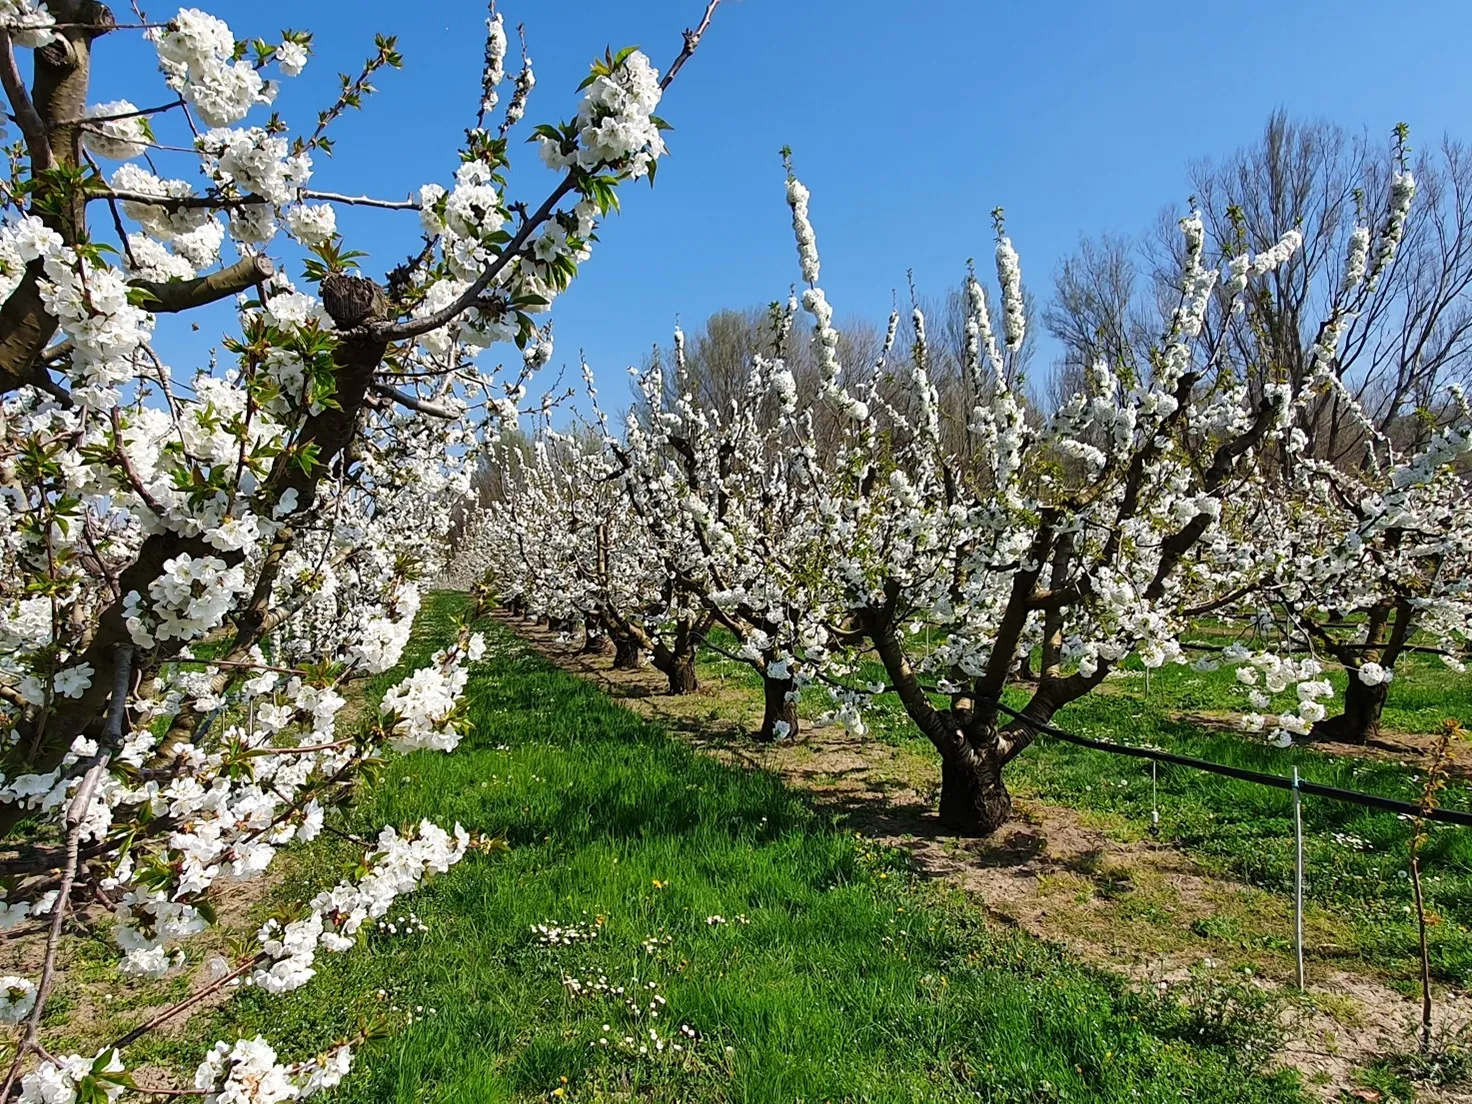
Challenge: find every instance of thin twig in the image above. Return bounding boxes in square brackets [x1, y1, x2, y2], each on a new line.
[301, 189, 420, 210]
[110, 407, 169, 517]
[49, 97, 185, 128]
[659, 0, 722, 91]
[108, 956, 260, 1051]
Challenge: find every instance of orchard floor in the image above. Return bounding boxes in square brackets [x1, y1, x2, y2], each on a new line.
[502, 613, 1472, 1104]
[59, 593, 1468, 1102]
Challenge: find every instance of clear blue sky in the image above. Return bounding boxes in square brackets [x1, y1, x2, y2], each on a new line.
[89, 0, 1472, 401]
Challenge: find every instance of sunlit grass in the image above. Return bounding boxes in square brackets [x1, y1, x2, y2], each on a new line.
[139, 594, 1307, 1103]
[699, 628, 1472, 985]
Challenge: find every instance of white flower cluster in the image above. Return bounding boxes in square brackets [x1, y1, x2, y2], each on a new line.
[538, 50, 666, 178]
[0, 0, 56, 47]
[5, 215, 156, 407]
[153, 8, 277, 126]
[786, 175, 820, 285]
[1369, 171, 1416, 289]
[194, 1037, 352, 1104]
[110, 163, 226, 271]
[197, 126, 312, 222]
[378, 633, 483, 752]
[83, 100, 152, 161]
[994, 234, 1026, 350]
[311, 821, 470, 953]
[1343, 224, 1371, 290]
[0, 974, 37, 1023]
[19, 1051, 127, 1104]
[125, 553, 250, 646]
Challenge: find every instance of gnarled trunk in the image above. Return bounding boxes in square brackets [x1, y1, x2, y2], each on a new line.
[579, 616, 612, 655]
[661, 650, 698, 695]
[612, 635, 643, 670]
[756, 674, 798, 741]
[938, 751, 1012, 835]
[648, 614, 708, 695]
[1311, 676, 1390, 744]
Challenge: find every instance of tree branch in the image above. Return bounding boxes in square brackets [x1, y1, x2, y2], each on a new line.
[131, 254, 275, 313]
[0, 29, 52, 169]
[365, 174, 577, 342]
[659, 0, 722, 91]
[302, 189, 420, 210]
[370, 382, 459, 419]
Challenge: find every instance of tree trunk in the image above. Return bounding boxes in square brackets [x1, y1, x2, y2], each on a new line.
[664, 651, 698, 695]
[612, 636, 643, 670]
[756, 675, 799, 741]
[1014, 651, 1035, 682]
[1310, 676, 1390, 744]
[937, 752, 1012, 835]
[579, 617, 612, 655]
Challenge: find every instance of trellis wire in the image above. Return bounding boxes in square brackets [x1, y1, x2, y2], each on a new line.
[980, 695, 1468, 992]
[981, 697, 1472, 827]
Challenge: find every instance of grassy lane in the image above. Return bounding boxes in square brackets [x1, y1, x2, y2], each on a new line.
[140, 594, 1305, 1103]
[695, 636, 1472, 987]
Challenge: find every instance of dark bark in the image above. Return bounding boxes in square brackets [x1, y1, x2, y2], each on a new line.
[755, 674, 798, 741]
[579, 617, 613, 656]
[646, 613, 709, 695]
[938, 750, 1012, 835]
[860, 601, 1014, 835]
[660, 650, 698, 695]
[611, 635, 643, 670]
[0, 2, 113, 393]
[1310, 676, 1390, 744]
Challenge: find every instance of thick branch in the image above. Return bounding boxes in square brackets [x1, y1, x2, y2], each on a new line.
[0, 30, 52, 168]
[370, 382, 458, 419]
[131, 254, 275, 314]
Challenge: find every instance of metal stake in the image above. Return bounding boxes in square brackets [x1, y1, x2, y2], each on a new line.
[1293, 766, 1305, 991]
[1150, 760, 1159, 836]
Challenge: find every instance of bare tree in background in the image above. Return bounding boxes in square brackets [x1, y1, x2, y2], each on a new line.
[1047, 111, 1472, 743]
[633, 303, 884, 458]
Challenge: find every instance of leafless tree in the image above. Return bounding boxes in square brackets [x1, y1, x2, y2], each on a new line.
[1047, 112, 1472, 742]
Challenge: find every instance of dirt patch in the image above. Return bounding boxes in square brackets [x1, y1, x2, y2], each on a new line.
[0, 861, 284, 1069]
[500, 612, 1472, 1102]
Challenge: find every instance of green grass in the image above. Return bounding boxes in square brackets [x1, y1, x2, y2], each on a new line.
[699, 631, 1472, 987]
[134, 594, 1308, 1103]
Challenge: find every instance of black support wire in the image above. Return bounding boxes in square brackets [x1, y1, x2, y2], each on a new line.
[981, 697, 1472, 828]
